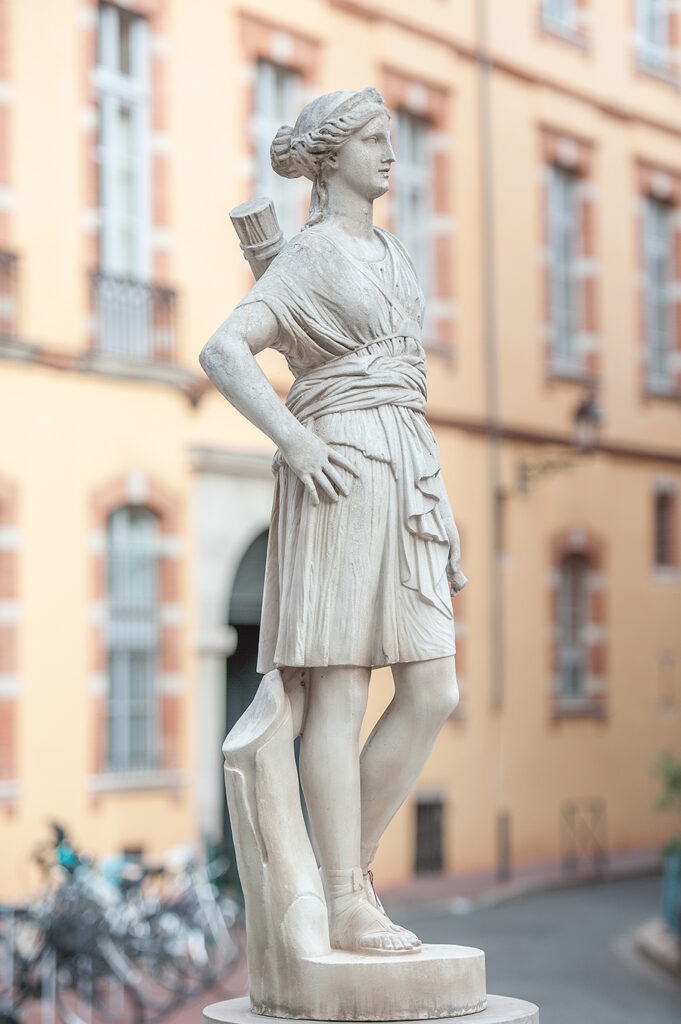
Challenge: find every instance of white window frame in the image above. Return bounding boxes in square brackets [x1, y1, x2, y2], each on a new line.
[636, 0, 671, 72]
[95, 3, 151, 279]
[395, 109, 433, 341]
[106, 506, 160, 773]
[556, 552, 590, 702]
[643, 194, 674, 391]
[547, 164, 582, 373]
[253, 59, 304, 241]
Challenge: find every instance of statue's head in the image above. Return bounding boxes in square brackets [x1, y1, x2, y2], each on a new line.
[270, 87, 391, 226]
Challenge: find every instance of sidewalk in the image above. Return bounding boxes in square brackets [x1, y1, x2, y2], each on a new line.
[381, 846, 662, 913]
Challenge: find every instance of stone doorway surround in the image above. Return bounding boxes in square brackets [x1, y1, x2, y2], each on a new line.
[189, 445, 274, 841]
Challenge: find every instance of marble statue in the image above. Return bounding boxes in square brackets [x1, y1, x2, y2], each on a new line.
[199, 87, 538, 1024]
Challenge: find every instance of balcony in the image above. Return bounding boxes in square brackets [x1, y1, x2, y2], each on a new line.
[91, 271, 177, 363]
[0, 250, 18, 339]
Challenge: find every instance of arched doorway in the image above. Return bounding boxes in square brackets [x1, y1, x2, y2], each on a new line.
[222, 528, 269, 885]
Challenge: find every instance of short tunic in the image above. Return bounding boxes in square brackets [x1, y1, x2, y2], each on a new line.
[237, 226, 456, 672]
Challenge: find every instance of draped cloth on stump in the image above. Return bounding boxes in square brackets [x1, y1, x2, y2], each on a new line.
[237, 226, 456, 671]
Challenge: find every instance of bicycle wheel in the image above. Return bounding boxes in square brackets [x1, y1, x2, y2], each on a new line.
[96, 934, 181, 1023]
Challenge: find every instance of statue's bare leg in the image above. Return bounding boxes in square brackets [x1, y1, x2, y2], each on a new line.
[299, 665, 419, 953]
[359, 657, 459, 909]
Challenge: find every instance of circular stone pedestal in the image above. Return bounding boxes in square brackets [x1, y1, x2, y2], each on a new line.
[215, 944, 486, 1020]
[204, 995, 539, 1024]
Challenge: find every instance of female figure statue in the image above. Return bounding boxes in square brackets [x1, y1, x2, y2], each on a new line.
[200, 87, 466, 957]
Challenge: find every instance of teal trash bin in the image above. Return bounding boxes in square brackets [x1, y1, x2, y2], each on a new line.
[662, 845, 681, 936]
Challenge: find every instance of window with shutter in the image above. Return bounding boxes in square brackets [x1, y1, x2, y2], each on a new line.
[396, 110, 433, 343]
[97, 3, 150, 279]
[107, 506, 160, 772]
[643, 195, 675, 392]
[550, 532, 607, 718]
[253, 60, 304, 241]
[94, 3, 169, 361]
[636, 0, 672, 73]
[556, 552, 589, 701]
[547, 164, 581, 372]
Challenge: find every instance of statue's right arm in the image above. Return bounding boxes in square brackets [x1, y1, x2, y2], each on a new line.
[199, 301, 358, 505]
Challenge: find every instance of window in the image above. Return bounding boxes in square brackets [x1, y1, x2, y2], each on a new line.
[542, 0, 579, 34]
[253, 60, 303, 241]
[97, 3, 150, 278]
[540, 130, 598, 379]
[395, 110, 433, 338]
[636, 0, 673, 74]
[415, 794, 444, 874]
[643, 195, 675, 391]
[556, 552, 589, 701]
[0, 250, 18, 339]
[550, 532, 607, 717]
[547, 164, 581, 371]
[95, 3, 161, 360]
[107, 506, 160, 772]
[654, 488, 677, 568]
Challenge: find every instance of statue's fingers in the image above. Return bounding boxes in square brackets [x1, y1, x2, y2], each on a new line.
[314, 471, 339, 502]
[301, 474, 320, 506]
[322, 464, 349, 497]
[328, 449, 360, 477]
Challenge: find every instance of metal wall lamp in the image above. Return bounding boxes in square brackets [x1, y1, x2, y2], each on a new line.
[517, 393, 602, 494]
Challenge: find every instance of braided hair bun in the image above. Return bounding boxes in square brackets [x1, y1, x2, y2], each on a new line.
[269, 125, 301, 180]
[269, 87, 388, 225]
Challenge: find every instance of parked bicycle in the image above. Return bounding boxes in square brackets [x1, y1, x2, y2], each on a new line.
[1, 825, 244, 1024]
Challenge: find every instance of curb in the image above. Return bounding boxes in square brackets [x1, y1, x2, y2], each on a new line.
[380, 852, 662, 914]
[635, 917, 681, 979]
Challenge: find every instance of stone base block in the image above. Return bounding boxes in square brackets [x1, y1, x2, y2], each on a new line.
[206, 943, 485, 1021]
[204, 994, 539, 1024]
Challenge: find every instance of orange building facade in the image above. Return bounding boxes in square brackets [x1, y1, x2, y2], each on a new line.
[1, 0, 680, 897]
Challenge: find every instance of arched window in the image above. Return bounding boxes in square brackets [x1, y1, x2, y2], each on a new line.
[556, 552, 589, 700]
[107, 506, 160, 772]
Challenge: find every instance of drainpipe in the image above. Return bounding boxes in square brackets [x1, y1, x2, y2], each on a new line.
[475, 0, 510, 880]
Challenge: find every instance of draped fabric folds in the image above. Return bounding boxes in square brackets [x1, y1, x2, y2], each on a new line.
[237, 226, 456, 671]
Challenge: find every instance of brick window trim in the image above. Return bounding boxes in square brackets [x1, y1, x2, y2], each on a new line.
[536, 0, 591, 50]
[381, 67, 455, 359]
[636, 160, 681, 401]
[90, 472, 183, 780]
[539, 125, 599, 385]
[239, 12, 319, 80]
[549, 528, 608, 722]
[0, 476, 19, 790]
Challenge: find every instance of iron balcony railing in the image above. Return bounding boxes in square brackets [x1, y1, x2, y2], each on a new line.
[91, 270, 177, 363]
[0, 250, 18, 339]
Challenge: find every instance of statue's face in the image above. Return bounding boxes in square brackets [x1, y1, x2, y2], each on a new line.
[329, 113, 395, 201]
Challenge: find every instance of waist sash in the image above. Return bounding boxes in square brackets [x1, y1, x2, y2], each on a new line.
[285, 335, 426, 423]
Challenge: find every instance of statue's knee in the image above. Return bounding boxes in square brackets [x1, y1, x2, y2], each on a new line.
[430, 658, 459, 722]
[446, 679, 460, 717]
[436, 677, 459, 722]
